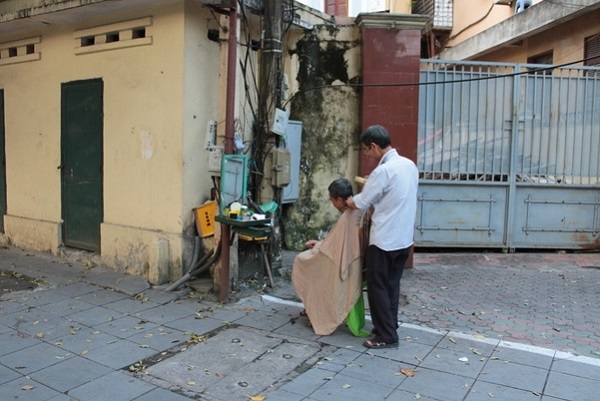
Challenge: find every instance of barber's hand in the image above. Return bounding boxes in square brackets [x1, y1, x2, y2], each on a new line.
[306, 240, 318, 249]
[346, 196, 357, 209]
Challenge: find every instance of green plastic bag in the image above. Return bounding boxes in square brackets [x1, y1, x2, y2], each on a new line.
[346, 292, 370, 337]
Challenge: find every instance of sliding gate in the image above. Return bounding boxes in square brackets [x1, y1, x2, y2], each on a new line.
[416, 60, 600, 250]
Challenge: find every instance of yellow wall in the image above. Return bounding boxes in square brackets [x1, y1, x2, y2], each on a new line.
[448, 0, 544, 47]
[0, 1, 220, 282]
[479, 8, 600, 64]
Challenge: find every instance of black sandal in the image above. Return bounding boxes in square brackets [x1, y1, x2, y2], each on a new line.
[363, 339, 398, 349]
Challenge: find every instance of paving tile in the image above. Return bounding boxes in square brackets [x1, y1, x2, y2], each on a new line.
[0, 299, 28, 315]
[277, 366, 335, 396]
[396, 367, 474, 401]
[399, 324, 445, 346]
[0, 362, 21, 385]
[28, 355, 112, 392]
[51, 327, 121, 355]
[478, 358, 548, 393]
[262, 389, 306, 401]
[0, 376, 61, 400]
[464, 381, 542, 401]
[92, 314, 159, 339]
[552, 357, 600, 380]
[367, 339, 434, 365]
[164, 314, 225, 335]
[80, 337, 158, 369]
[72, 287, 129, 306]
[420, 344, 488, 378]
[2, 308, 81, 340]
[64, 304, 127, 327]
[126, 325, 189, 351]
[338, 353, 408, 389]
[0, 327, 39, 356]
[102, 297, 160, 314]
[490, 346, 554, 369]
[133, 387, 195, 401]
[36, 298, 96, 317]
[10, 291, 70, 307]
[544, 370, 600, 401]
[309, 371, 394, 401]
[0, 341, 74, 374]
[233, 309, 293, 331]
[54, 281, 100, 297]
[68, 371, 156, 401]
[133, 304, 195, 325]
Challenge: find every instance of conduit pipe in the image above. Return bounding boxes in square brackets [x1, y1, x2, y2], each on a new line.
[220, 3, 238, 302]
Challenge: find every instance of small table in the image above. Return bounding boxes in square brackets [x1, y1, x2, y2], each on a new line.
[215, 215, 275, 287]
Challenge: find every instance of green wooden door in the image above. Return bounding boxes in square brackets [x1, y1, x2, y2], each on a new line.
[61, 80, 103, 251]
[0, 90, 5, 231]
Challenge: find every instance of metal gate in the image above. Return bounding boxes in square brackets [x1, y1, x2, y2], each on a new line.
[416, 60, 600, 250]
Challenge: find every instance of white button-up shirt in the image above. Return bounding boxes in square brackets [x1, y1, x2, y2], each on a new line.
[352, 149, 418, 251]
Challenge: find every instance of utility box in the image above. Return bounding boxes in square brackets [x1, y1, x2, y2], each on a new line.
[269, 147, 291, 188]
[282, 120, 302, 203]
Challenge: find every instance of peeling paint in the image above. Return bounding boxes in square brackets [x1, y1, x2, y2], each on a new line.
[283, 25, 361, 250]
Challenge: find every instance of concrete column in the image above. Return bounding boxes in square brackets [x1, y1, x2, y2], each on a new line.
[356, 13, 427, 267]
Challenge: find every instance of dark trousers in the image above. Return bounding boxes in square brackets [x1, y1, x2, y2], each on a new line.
[365, 245, 411, 343]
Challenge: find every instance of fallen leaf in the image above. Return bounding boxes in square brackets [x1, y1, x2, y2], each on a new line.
[449, 337, 457, 343]
[22, 385, 34, 391]
[488, 392, 495, 397]
[35, 332, 44, 338]
[458, 357, 469, 362]
[247, 396, 265, 401]
[342, 384, 351, 389]
[471, 348, 483, 355]
[187, 381, 196, 386]
[216, 373, 226, 378]
[400, 368, 415, 377]
[414, 394, 421, 400]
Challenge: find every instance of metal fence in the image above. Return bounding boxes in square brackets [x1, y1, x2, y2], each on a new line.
[417, 59, 600, 249]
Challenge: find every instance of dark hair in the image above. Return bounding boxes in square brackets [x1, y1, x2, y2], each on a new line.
[328, 178, 353, 200]
[360, 125, 391, 149]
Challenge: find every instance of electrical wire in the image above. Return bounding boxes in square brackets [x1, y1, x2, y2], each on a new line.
[282, 54, 600, 108]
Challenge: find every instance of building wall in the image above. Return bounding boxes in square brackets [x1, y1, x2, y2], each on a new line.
[0, 1, 220, 282]
[447, 0, 543, 48]
[477, 8, 600, 64]
[282, 24, 362, 250]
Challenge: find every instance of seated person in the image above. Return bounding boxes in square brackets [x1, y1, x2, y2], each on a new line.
[292, 178, 365, 336]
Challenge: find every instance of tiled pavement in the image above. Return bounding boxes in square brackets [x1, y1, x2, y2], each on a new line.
[0, 246, 599, 401]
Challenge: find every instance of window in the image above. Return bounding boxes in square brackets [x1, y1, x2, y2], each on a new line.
[584, 34, 600, 77]
[527, 51, 553, 75]
[0, 37, 41, 66]
[325, 0, 348, 16]
[74, 17, 152, 55]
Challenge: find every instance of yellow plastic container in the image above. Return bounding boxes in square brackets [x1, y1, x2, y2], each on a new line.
[194, 201, 216, 238]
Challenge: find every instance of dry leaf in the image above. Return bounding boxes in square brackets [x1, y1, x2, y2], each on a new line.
[22, 385, 34, 391]
[414, 394, 421, 400]
[458, 357, 469, 362]
[35, 333, 44, 338]
[342, 384, 351, 389]
[400, 368, 415, 377]
[187, 381, 196, 386]
[216, 373, 226, 378]
[247, 396, 265, 401]
[449, 337, 457, 343]
[488, 392, 495, 397]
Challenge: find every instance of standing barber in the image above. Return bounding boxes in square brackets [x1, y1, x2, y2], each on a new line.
[346, 125, 418, 349]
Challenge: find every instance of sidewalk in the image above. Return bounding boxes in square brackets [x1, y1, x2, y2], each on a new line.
[0, 246, 599, 401]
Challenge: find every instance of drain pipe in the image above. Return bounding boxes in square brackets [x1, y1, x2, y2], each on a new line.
[220, 3, 237, 303]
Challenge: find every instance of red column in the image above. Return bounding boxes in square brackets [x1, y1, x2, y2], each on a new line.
[356, 14, 427, 267]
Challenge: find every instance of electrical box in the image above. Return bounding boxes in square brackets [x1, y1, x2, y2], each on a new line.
[282, 120, 302, 203]
[208, 145, 224, 173]
[220, 154, 248, 213]
[269, 147, 291, 188]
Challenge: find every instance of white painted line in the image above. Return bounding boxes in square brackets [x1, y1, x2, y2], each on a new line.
[261, 294, 600, 367]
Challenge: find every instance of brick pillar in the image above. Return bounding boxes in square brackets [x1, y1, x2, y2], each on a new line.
[356, 13, 427, 267]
